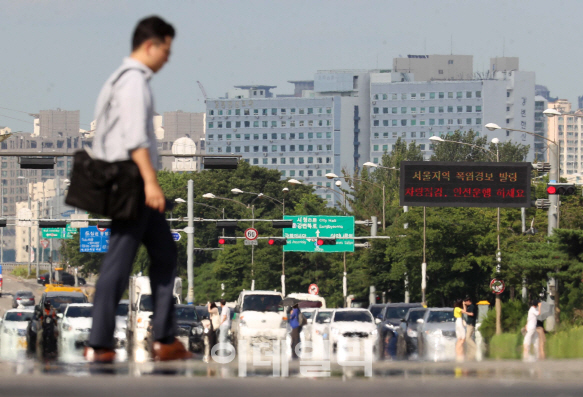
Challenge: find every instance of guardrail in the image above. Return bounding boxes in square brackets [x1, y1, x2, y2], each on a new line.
[1, 263, 52, 272]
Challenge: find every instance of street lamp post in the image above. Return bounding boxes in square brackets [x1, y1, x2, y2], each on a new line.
[203, 192, 254, 289]
[430, 135, 500, 326]
[18, 175, 32, 276]
[231, 187, 287, 294]
[487, 110, 561, 329]
[288, 178, 351, 305]
[326, 173, 386, 231]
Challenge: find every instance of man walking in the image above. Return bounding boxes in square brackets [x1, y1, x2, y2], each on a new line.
[86, 16, 191, 363]
[218, 300, 231, 356]
[462, 296, 477, 361]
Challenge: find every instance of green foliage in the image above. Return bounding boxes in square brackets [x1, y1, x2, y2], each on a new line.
[547, 327, 583, 358]
[11, 266, 35, 279]
[488, 332, 522, 359]
[479, 299, 527, 342]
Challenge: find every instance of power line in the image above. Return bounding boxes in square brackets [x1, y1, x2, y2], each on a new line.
[0, 113, 33, 125]
[0, 106, 35, 116]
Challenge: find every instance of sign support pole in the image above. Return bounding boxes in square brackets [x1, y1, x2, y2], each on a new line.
[186, 179, 194, 305]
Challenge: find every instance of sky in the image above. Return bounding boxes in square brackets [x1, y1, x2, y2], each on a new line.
[1, 0, 582, 131]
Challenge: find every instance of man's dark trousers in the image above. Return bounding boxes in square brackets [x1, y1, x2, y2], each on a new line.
[89, 207, 177, 349]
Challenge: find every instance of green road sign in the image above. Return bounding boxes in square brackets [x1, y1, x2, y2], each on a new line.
[41, 224, 78, 239]
[282, 215, 354, 253]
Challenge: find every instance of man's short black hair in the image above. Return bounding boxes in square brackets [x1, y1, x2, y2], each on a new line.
[220, 299, 226, 306]
[132, 16, 175, 51]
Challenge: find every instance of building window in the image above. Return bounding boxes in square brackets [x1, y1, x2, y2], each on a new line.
[438, 70, 444, 74]
[373, 107, 379, 114]
[373, 145, 379, 151]
[401, 120, 407, 126]
[466, 106, 472, 112]
[448, 60, 453, 65]
[476, 106, 482, 112]
[466, 91, 472, 98]
[448, 92, 454, 99]
[429, 107, 435, 113]
[476, 91, 482, 98]
[430, 92, 435, 99]
[253, 158, 258, 165]
[392, 107, 397, 114]
[374, 120, 379, 126]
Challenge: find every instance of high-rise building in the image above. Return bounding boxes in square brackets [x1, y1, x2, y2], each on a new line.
[546, 100, 583, 177]
[205, 57, 536, 205]
[34, 109, 80, 137]
[534, 96, 548, 162]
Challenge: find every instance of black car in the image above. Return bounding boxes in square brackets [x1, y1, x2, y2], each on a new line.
[376, 303, 423, 359]
[146, 305, 205, 353]
[26, 291, 88, 358]
[37, 272, 86, 286]
[395, 307, 427, 359]
[367, 304, 386, 321]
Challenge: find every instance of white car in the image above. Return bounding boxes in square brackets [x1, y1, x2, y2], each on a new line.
[327, 309, 378, 360]
[115, 300, 129, 349]
[59, 303, 93, 351]
[0, 309, 34, 360]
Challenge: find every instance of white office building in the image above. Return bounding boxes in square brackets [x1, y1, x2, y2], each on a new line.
[206, 57, 536, 204]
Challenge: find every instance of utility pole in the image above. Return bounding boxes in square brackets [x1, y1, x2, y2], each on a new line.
[421, 206, 427, 307]
[403, 206, 410, 303]
[35, 204, 40, 278]
[186, 179, 194, 305]
[546, 139, 560, 331]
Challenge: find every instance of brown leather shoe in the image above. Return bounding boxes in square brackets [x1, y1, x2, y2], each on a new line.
[152, 338, 193, 361]
[84, 347, 116, 363]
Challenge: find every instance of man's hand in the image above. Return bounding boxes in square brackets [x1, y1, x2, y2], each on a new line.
[131, 148, 165, 213]
[144, 181, 166, 213]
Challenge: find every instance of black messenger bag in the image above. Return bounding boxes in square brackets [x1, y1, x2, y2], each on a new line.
[65, 149, 144, 221]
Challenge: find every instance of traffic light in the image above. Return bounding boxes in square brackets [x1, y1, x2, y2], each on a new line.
[268, 238, 287, 246]
[546, 183, 577, 196]
[317, 238, 336, 246]
[193, 248, 206, 254]
[19, 156, 55, 169]
[218, 237, 237, 245]
[272, 220, 294, 228]
[38, 220, 67, 228]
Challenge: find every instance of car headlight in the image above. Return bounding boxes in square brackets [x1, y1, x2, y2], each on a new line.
[240, 319, 247, 327]
[332, 328, 339, 336]
[63, 324, 73, 332]
[406, 328, 417, 338]
[384, 323, 396, 330]
[137, 318, 148, 328]
[191, 325, 203, 335]
[426, 329, 442, 336]
[370, 329, 378, 336]
[279, 320, 287, 328]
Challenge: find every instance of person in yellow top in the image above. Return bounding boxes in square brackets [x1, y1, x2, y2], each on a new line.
[454, 299, 465, 362]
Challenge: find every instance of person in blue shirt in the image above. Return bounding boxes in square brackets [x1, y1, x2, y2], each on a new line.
[289, 304, 301, 359]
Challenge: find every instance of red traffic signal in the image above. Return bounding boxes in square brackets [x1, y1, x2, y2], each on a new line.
[546, 183, 576, 196]
[317, 238, 336, 246]
[218, 237, 236, 245]
[268, 238, 287, 246]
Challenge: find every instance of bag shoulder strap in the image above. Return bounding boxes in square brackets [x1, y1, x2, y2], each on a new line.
[97, 67, 147, 150]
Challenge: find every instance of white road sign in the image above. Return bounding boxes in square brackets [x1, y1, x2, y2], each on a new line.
[244, 239, 258, 246]
[244, 228, 259, 240]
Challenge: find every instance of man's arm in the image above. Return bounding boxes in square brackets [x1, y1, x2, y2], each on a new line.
[131, 148, 165, 213]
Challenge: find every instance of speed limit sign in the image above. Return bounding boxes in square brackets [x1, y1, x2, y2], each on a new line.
[244, 228, 259, 241]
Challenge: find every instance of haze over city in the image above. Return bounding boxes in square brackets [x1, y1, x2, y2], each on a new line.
[1, 0, 582, 129]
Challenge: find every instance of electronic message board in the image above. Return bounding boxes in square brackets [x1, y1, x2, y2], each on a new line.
[399, 161, 531, 208]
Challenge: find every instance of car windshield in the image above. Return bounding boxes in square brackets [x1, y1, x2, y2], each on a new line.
[298, 301, 322, 308]
[407, 310, 426, 323]
[116, 303, 128, 317]
[46, 296, 86, 312]
[195, 307, 209, 318]
[5, 312, 33, 321]
[301, 311, 314, 320]
[242, 295, 282, 312]
[315, 311, 333, 324]
[369, 306, 384, 318]
[334, 311, 373, 323]
[16, 291, 34, 298]
[175, 306, 198, 322]
[427, 311, 455, 323]
[385, 307, 414, 320]
[66, 306, 93, 318]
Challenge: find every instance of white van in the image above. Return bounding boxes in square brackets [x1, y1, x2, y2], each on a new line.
[231, 290, 286, 352]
